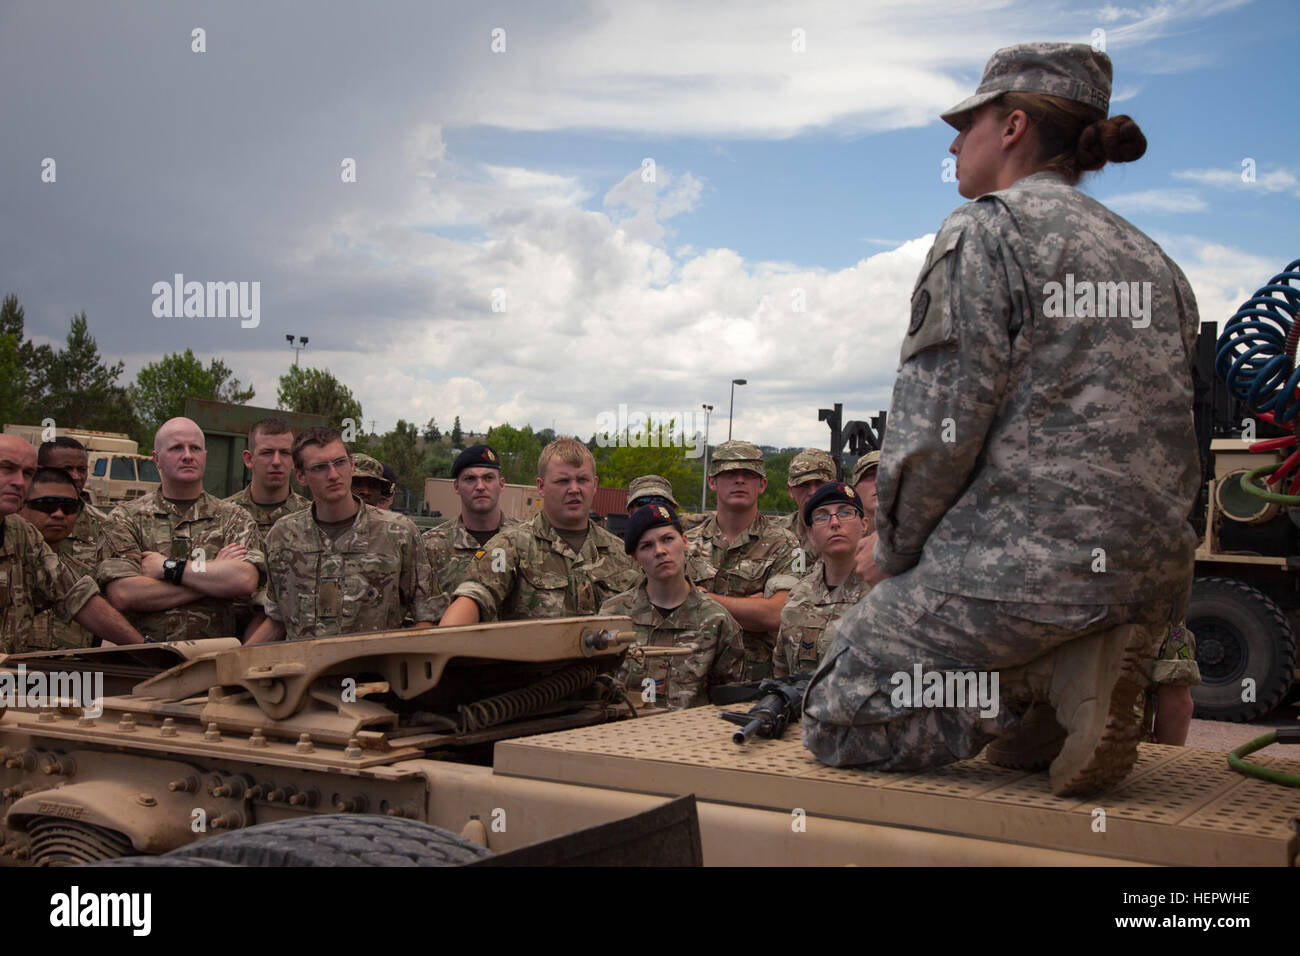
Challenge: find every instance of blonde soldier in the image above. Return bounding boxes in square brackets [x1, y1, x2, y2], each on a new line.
[601, 504, 744, 709]
[774, 483, 872, 678]
[627, 474, 709, 531]
[224, 418, 310, 534]
[0, 435, 144, 653]
[23, 468, 100, 649]
[441, 438, 639, 624]
[421, 444, 518, 619]
[685, 440, 800, 681]
[780, 448, 835, 559]
[248, 427, 440, 643]
[98, 418, 264, 643]
[39, 436, 109, 558]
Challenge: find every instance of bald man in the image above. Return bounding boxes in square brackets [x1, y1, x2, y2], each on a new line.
[0, 435, 144, 653]
[98, 418, 265, 642]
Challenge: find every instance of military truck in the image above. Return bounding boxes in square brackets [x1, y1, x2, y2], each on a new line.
[2, 424, 159, 506]
[0, 619, 1294, 867]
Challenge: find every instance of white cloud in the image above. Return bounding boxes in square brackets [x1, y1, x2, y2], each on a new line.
[1156, 236, 1289, 329]
[1101, 188, 1208, 213]
[1173, 165, 1300, 196]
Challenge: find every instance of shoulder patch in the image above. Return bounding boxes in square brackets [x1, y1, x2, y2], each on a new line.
[474, 549, 486, 560]
[908, 289, 930, 335]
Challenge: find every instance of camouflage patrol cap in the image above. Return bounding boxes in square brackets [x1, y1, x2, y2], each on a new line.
[787, 448, 835, 486]
[940, 42, 1112, 131]
[851, 450, 880, 487]
[351, 453, 393, 492]
[709, 440, 765, 478]
[627, 474, 679, 510]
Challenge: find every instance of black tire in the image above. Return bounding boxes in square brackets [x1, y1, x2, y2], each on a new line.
[1187, 576, 1297, 722]
[164, 814, 494, 867]
[87, 857, 241, 867]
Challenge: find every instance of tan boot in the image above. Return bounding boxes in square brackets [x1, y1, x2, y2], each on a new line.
[985, 702, 1065, 771]
[1045, 623, 1156, 796]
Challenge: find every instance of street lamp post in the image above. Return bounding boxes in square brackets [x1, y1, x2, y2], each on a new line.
[286, 334, 309, 366]
[699, 403, 713, 511]
[728, 379, 747, 441]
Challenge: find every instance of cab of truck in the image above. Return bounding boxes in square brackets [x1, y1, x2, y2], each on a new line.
[85, 452, 161, 506]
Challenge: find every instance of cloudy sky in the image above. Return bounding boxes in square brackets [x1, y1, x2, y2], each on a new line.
[2, 0, 1297, 449]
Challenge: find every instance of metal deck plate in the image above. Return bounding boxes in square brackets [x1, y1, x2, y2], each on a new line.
[495, 707, 1300, 865]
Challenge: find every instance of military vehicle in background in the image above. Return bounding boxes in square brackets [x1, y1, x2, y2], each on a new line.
[422, 476, 543, 525]
[2, 424, 160, 506]
[184, 398, 328, 499]
[1188, 323, 1300, 722]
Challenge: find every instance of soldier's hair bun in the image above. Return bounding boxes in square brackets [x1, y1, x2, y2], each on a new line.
[1077, 114, 1147, 170]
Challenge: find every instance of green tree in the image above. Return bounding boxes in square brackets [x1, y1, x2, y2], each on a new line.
[483, 423, 542, 484]
[450, 415, 463, 447]
[277, 366, 363, 430]
[0, 295, 43, 423]
[591, 419, 697, 500]
[421, 416, 442, 443]
[29, 312, 137, 436]
[756, 451, 795, 513]
[424, 444, 455, 480]
[131, 349, 255, 439]
[375, 419, 426, 510]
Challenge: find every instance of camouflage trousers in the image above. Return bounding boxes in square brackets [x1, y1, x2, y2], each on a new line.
[802, 572, 1184, 771]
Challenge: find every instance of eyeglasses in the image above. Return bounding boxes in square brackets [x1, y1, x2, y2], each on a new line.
[25, 496, 83, 516]
[303, 456, 351, 478]
[810, 507, 861, 526]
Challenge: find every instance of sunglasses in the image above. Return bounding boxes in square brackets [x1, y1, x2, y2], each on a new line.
[25, 496, 83, 516]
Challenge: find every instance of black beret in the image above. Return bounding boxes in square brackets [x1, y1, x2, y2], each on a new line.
[802, 481, 864, 527]
[452, 443, 502, 478]
[624, 503, 681, 554]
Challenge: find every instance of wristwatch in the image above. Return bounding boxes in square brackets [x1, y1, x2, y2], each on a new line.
[162, 557, 187, 586]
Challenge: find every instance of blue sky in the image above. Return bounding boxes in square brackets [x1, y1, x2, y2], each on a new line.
[2, 0, 1297, 449]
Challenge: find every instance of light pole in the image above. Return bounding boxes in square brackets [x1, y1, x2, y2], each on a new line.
[286, 334, 309, 366]
[728, 379, 747, 441]
[699, 403, 713, 511]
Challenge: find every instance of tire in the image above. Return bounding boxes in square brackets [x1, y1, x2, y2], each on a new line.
[88, 857, 241, 867]
[164, 814, 495, 867]
[1187, 576, 1297, 722]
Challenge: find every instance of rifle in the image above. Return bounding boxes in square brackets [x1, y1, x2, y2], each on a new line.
[719, 674, 811, 744]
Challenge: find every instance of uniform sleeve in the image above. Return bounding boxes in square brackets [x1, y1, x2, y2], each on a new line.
[262, 526, 287, 623]
[874, 214, 1016, 575]
[762, 531, 800, 596]
[450, 531, 518, 622]
[708, 607, 746, 687]
[26, 525, 98, 622]
[95, 506, 144, 586]
[404, 525, 446, 623]
[224, 508, 266, 584]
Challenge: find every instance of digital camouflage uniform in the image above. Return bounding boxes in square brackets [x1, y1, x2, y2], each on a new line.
[29, 504, 106, 650]
[773, 560, 871, 679]
[599, 583, 745, 709]
[421, 513, 519, 619]
[0, 514, 99, 655]
[264, 500, 441, 641]
[97, 490, 266, 643]
[223, 485, 311, 535]
[452, 512, 640, 622]
[804, 168, 1200, 770]
[685, 512, 800, 681]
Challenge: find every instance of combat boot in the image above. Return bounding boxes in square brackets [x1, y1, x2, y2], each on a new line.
[985, 702, 1065, 771]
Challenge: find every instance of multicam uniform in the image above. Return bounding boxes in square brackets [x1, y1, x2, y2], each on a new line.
[804, 170, 1200, 770]
[264, 501, 442, 641]
[1140, 622, 1201, 740]
[421, 514, 519, 619]
[97, 490, 266, 642]
[223, 486, 311, 535]
[685, 513, 800, 681]
[452, 513, 640, 621]
[773, 561, 871, 679]
[0, 514, 99, 655]
[30, 503, 106, 650]
[776, 511, 817, 563]
[600, 583, 745, 709]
